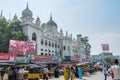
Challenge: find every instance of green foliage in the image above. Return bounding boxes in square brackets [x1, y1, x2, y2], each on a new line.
[104, 57, 115, 63]
[0, 18, 28, 53]
[80, 35, 91, 49]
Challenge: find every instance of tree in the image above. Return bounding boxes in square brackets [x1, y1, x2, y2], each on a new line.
[81, 36, 91, 50]
[104, 57, 115, 63]
[0, 17, 28, 53]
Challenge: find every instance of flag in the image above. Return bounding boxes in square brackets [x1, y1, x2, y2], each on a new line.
[101, 44, 109, 51]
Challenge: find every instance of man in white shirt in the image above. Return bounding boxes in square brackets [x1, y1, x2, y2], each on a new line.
[43, 67, 48, 80]
[109, 59, 120, 80]
[18, 67, 24, 80]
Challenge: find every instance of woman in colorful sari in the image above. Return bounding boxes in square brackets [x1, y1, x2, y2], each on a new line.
[78, 67, 83, 79]
[64, 67, 69, 80]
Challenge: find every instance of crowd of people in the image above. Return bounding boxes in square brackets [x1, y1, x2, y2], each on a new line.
[0, 59, 120, 80]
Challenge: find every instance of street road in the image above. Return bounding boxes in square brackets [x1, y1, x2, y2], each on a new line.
[44, 71, 112, 80]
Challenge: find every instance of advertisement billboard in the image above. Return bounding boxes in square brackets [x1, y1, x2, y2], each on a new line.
[71, 56, 80, 61]
[9, 40, 37, 55]
[34, 55, 52, 63]
[0, 53, 16, 62]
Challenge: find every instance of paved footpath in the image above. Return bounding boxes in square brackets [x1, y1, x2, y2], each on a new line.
[43, 71, 112, 80]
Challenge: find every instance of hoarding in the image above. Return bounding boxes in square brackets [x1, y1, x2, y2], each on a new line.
[34, 55, 52, 63]
[0, 53, 16, 62]
[71, 56, 80, 61]
[9, 40, 37, 55]
[15, 56, 30, 63]
[64, 56, 71, 61]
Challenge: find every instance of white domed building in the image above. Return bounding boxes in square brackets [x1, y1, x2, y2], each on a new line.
[19, 4, 90, 62]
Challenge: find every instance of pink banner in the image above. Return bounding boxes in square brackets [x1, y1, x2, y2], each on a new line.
[0, 53, 16, 62]
[71, 56, 80, 61]
[101, 44, 109, 51]
[9, 40, 37, 55]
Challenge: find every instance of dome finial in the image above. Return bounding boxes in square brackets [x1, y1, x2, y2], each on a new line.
[26, 2, 28, 9]
[50, 12, 52, 20]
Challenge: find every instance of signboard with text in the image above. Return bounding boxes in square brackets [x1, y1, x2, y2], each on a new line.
[71, 56, 80, 61]
[34, 56, 52, 63]
[9, 40, 37, 55]
[0, 53, 16, 62]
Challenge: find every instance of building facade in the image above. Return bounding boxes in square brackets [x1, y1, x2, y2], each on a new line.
[16, 4, 90, 62]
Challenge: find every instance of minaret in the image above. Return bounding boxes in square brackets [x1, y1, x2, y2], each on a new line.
[71, 34, 72, 39]
[66, 30, 68, 37]
[60, 29, 63, 37]
[21, 2, 33, 22]
[13, 14, 18, 21]
[50, 12, 52, 20]
[0, 10, 3, 17]
[36, 16, 41, 26]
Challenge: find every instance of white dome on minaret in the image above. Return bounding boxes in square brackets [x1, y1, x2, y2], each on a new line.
[22, 3, 33, 17]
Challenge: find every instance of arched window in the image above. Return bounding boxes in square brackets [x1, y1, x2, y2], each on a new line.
[49, 41, 51, 46]
[64, 46, 66, 50]
[52, 42, 54, 47]
[45, 40, 47, 46]
[32, 33, 36, 41]
[58, 44, 59, 48]
[41, 39, 44, 45]
[55, 43, 57, 48]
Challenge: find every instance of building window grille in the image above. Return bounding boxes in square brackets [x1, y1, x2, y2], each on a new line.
[49, 41, 51, 46]
[58, 44, 59, 48]
[45, 49, 47, 52]
[45, 40, 47, 46]
[41, 49, 43, 51]
[55, 43, 57, 48]
[41, 53, 43, 55]
[52, 42, 54, 47]
[64, 46, 66, 50]
[41, 39, 44, 44]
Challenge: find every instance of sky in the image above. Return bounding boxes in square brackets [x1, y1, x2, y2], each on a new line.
[0, 0, 120, 55]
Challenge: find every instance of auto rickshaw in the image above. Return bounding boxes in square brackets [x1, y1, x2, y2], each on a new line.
[27, 66, 43, 80]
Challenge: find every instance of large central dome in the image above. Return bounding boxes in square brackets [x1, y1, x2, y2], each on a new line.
[22, 3, 33, 17]
[46, 15, 57, 28]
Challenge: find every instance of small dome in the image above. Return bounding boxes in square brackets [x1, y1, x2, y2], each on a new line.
[46, 15, 57, 28]
[22, 3, 33, 17]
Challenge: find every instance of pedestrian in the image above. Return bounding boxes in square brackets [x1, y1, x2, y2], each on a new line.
[109, 59, 120, 80]
[75, 66, 79, 78]
[109, 70, 114, 80]
[64, 67, 69, 80]
[104, 66, 108, 80]
[1, 68, 5, 80]
[54, 67, 59, 78]
[78, 67, 83, 79]
[43, 67, 48, 80]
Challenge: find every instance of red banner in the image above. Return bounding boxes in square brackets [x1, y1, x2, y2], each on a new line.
[101, 44, 109, 51]
[0, 53, 16, 62]
[9, 40, 37, 55]
[34, 56, 52, 62]
[71, 56, 80, 61]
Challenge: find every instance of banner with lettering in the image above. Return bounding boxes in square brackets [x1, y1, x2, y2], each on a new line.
[9, 40, 37, 55]
[101, 44, 109, 51]
[0, 53, 16, 62]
